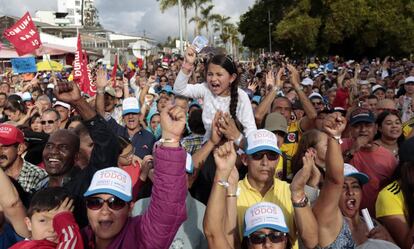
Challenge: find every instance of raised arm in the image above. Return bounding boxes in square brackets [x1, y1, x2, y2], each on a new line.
[313, 112, 347, 247]
[287, 64, 317, 131]
[137, 104, 187, 249]
[203, 141, 237, 249]
[173, 46, 207, 99]
[0, 168, 29, 238]
[95, 68, 108, 117]
[254, 69, 283, 127]
[289, 150, 319, 248]
[189, 111, 223, 187]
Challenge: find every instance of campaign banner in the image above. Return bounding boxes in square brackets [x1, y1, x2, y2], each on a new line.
[73, 34, 83, 84]
[81, 50, 96, 96]
[3, 12, 42, 56]
[11, 57, 37, 73]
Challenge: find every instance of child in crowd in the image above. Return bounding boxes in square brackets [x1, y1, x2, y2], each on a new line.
[10, 187, 83, 249]
[174, 46, 257, 145]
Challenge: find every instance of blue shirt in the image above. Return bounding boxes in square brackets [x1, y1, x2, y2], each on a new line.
[0, 222, 23, 249]
[107, 117, 156, 158]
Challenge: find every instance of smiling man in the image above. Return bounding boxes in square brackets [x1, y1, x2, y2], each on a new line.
[0, 124, 46, 194]
[341, 107, 397, 214]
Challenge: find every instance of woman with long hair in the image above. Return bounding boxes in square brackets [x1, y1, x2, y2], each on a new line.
[374, 110, 404, 158]
[376, 137, 414, 249]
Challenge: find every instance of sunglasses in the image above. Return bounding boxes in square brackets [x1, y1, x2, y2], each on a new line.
[85, 196, 128, 210]
[251, 151, 279, 161]
[249, 231, 287, 244]
[41, 119, 57, 125]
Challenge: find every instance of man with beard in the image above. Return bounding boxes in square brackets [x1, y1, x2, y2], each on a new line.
[38, 81, 119, 228]
[0, 124, 46, 194]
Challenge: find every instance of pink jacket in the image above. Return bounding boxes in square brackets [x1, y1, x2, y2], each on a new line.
[82, 145, 188, 249]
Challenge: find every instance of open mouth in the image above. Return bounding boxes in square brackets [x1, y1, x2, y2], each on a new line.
[99, 220, 113, 229]
[346, 199, 356, 210]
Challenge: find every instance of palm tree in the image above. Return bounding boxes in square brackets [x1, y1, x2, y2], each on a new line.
[158, 0, 193, 42]
[192, 0, 211, 37]
[199, 5, 215, 42]
[212, 14, 231, 46]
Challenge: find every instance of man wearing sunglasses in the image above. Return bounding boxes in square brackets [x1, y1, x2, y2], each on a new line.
[82, 104, 188, 249]
[41, 109, 61, 135]
[237, 129, 317, 249]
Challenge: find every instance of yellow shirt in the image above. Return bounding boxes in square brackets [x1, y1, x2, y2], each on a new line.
[280, 121, 301, 177]
[402, 119, 414, 138]
[237, 176, 298, 249]
[376, 181, 405, 218]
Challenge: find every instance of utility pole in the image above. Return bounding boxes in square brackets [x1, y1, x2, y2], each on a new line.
[178, 0, 184, 55]
[268, 10, 272, 53]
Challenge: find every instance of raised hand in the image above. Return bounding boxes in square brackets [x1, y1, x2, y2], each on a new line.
[184, 45, 197, 65]
[266, 71, 276, 89]
[53, 81, 82, 104]
[213, 141, 237, 178]
[275, 67, 284, 89]
[247, 81, 258, 92]
[96, 68, 108, 89]
[45, 197, 74, 219]
[286, 64, 300, 87]
[160, 104, 186, 144]
[290, 149, 315, 201]
[323, 112, 347, 137]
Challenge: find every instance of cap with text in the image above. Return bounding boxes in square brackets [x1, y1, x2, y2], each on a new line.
[245, 129, 281, 155]
[0, 124, 24, 145]
[244, 202, 289, 236]
[84, 167, 132, 202]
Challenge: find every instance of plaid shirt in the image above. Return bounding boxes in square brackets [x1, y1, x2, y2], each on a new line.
[181, 134, 204, 155]
[18, 160, 47, 194]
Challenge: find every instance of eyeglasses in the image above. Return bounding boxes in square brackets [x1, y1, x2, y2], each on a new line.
[249, 231, 287, 244]
[85, 196, 127, 210]
[251, 151, 279, 161]
[41, 119, 57, 125]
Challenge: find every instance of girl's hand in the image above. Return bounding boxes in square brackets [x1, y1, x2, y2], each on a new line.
[184, 46, 197, 65]
[218, 112, 241, 141]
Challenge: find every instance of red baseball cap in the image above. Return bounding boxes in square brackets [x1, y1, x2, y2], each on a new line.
[0, 124, 24, 145]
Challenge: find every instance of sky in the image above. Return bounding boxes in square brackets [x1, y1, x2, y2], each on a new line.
[0, 0, 255, 42]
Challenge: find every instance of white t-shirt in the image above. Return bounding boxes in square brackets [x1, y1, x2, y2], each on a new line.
[174, 70, 257, 141]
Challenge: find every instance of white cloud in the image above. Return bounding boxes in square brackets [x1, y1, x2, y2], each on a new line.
[0, 0, 255, 42]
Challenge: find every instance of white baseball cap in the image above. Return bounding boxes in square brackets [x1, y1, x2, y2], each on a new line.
[84, 167, 132, 202]
[344, 163, 369, 185]
[301, 77, 314, 86]
[309, 92, 323, 100]
[53, 101, 71, 111]
[245, 129, 281, 155]
[404, 76, 414, 84]
[244, 202, 289, 236]
[122, 97, 140, 116]
[371, 85, 386, 94]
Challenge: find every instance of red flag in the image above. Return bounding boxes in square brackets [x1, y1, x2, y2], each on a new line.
[81, 50, 96, 96]
[3, 12, 42, 56]
[73, 34, 83, 90]
[111, 54, 118, 85]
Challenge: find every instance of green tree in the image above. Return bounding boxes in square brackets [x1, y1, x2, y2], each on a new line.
[191, 0, 211, 36]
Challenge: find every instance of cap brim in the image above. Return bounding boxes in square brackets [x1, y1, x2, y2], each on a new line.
[345, 172, 369, 185]
[350, 117, 375, 126]
[84, 188, 132, 202]
[245, 145, 281, 155]
[244, 224, 289, 237]
[0, 137, 20, 145]
[122, 109, 140, 116]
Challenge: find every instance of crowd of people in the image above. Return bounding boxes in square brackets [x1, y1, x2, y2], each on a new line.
[0, 44, 413, 249]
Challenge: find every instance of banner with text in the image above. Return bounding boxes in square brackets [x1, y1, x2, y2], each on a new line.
[3, 12, 42, 56]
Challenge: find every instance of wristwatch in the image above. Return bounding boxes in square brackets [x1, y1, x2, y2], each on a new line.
[332, 135, 343, 144]
[292, 195, 309, 208]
